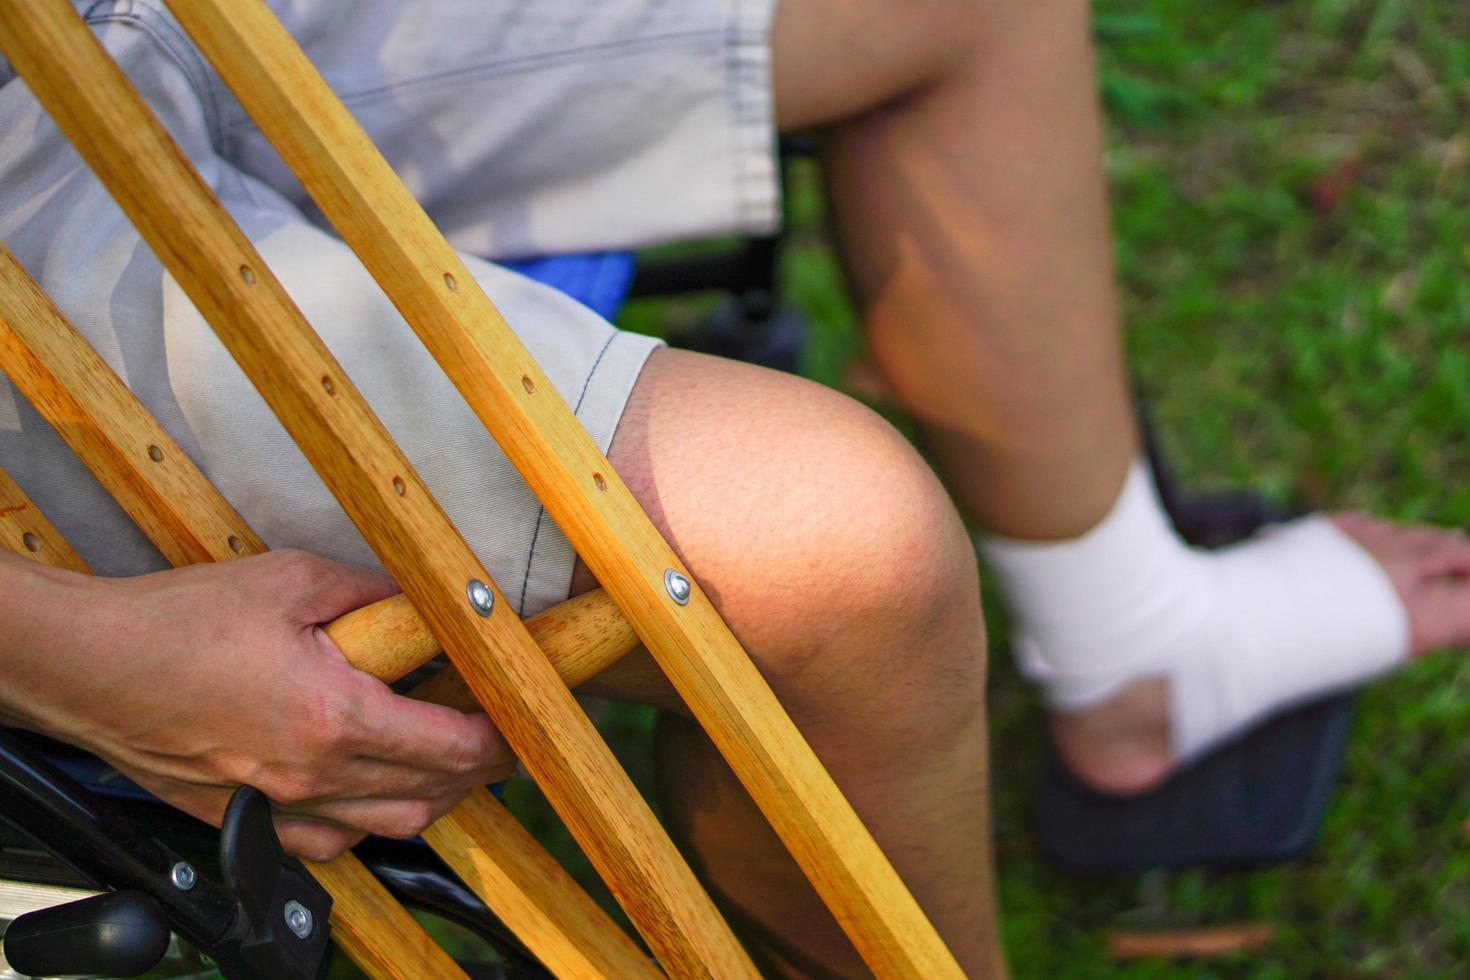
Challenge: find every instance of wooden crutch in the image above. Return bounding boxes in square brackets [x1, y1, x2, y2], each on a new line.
[1, 3, 966, 976]
[0, 240, 660, 978]
[0, 464, 467, 979]
[0, 5, 760, 976]
[158, 4, 964, 978]
[0, 465, 90, 575]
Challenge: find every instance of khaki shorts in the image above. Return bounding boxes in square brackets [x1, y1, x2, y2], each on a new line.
[0, 0, 780, 613]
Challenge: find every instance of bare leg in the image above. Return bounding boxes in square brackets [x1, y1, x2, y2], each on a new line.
[768, 0, 1171, 793]
[769, 0, 1470, 793]
[575, 348, 1004, 976]
[775, 0, 1136, 542]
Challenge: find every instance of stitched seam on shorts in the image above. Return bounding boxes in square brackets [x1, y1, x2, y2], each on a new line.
[517, 331, 619, 613]
[83, 2, 226, 150]
[724, 10, 747, 227]
[217, 29, 727, 136]
[726, 0, 778, 228]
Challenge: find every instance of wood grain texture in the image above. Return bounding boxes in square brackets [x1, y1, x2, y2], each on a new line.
[0, 466, 90, 574]
[0, 256, 464, 980]
[0, 4, 748, 976]
[0, 152, 656, 980]
[0, 232, 637, 695]
[405, 590, 640, 712]
[322, 592, 440, 682]
[422, 791, 662, 980]
[0, 499, 456, 978]
[161, 1, 962, 975]
[307, 854, 468, 980]
[0, 241, 265, 568]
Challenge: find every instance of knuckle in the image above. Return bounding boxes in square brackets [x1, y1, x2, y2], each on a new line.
[267, 549, 327, 596]
[213, 751, 256, 789]
[282, 824, 351, 863]
[379, 801, 438, 840]
[261, 768, 320, 807]
[447, 727, 494, 776]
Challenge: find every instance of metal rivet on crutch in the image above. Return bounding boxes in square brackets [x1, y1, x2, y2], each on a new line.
[170, 861, 196, 891]
[284, 900, 313, 939]
[663, 569, 692, 606]
[466, 578, 495, 617]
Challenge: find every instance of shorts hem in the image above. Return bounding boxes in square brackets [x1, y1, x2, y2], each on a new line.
[728, 0, 782, 236]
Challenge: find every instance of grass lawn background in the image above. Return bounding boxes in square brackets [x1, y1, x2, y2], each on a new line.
[614, 0, 1470, 975]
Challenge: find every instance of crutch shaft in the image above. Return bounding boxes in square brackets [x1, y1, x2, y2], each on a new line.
[0, 5, 750, 975]
[0, 241, 656, 978]
[0, 467, 89, 574]
[0, 470, 466, 980]
[163, 1, 964, 975]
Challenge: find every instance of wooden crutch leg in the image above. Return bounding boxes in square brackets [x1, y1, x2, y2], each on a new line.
[0, 240, 657, 978]
[0, 5, 755, 976]
[156, 3, 965, 976]
[0, 467, 467, 980]
[0, 466, 90, 574]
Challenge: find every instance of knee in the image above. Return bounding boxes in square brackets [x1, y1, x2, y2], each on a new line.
[677, 375, 986, 732]
[609, 350, 986, 736]
[763, 396, 988, 734]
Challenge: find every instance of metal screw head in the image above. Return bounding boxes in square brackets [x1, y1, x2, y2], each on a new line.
[170, 861, 197, 891]
[283, 900, 313, 939]
[664, 569, 692, 606]
[466, 578, 495, 617]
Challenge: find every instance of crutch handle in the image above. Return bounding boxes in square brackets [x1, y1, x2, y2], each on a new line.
[325, 588, 638, 703]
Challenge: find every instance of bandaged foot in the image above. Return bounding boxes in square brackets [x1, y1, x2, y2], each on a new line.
[982, 460, 1412, 791]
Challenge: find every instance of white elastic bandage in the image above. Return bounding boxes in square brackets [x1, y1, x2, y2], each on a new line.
[981, 461, 1410, 761]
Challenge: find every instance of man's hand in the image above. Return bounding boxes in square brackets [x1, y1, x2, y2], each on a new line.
[0, 549, 513, 860]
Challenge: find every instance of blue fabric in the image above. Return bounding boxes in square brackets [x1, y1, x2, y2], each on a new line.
[500, 253, 637, 322]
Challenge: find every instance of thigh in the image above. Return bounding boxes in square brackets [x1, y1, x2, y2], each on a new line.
[224, 0, 783, 257]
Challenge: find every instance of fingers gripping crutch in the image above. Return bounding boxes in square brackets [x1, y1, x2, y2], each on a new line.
[155, 2, 966, 977]
[0, 4, 757, 976]
[0, 240, 659, 978]
[0, 465, 466, 980]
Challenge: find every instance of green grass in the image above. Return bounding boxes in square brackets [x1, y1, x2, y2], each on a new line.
[618, 0, 1470, 975]
[1009, 2, 1470, 974]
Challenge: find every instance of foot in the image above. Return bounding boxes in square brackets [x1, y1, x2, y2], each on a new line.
[1331, 513, 1470, 657]
[1050, 513, 1470, 796]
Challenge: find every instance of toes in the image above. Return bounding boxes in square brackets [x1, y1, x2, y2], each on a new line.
[1405, 578, 1470, 655]
[1415, 534, 1470, 580]
[1330, 511, 1373, 530]
[1331, 511, 1396, 548]
[1333, 513, 1470, 577]
[1385, 521, 1470, 577]
[1325, 513, 1470, 656]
